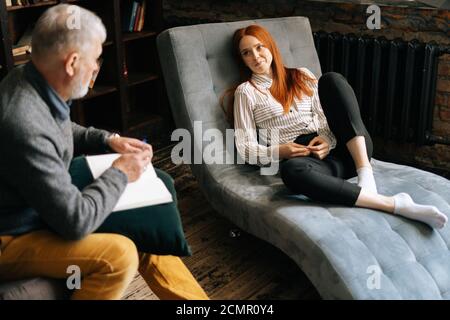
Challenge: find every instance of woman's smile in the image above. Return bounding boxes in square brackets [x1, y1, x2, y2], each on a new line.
[239, 35, 273, 75]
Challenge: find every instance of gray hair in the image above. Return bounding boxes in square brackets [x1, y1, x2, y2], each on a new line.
[32, 4, 106, 59]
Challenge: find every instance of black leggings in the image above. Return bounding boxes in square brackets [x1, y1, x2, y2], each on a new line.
[280, 72, 373, 206]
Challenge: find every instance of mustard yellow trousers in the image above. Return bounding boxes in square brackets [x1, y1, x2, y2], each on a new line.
[0, 230, 208, 300]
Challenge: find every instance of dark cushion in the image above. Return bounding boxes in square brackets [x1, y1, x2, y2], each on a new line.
[0, 278, 70, 300]
[69, 156, 191, 256]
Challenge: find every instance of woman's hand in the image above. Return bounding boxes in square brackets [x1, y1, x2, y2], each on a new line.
[307, 136, 330, 160]
[278, 142, 311, 159]
[108, 135, 153, 157]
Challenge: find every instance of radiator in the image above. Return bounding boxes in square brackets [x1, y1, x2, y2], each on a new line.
[313, 31, 450, 146]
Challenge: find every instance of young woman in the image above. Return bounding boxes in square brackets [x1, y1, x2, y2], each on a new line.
[224, 24, 447, 229]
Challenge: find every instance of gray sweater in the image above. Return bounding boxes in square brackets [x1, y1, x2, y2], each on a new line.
[0, 64, 128, 240]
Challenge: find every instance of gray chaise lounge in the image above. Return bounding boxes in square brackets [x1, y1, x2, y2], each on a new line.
[156, 16, 450, 299]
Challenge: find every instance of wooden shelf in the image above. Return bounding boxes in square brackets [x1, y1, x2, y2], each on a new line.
[1, 0, 166, 137]
[81, 85, 117, 100]
[126, 113, 163, 132]
[11, 46, 113, 67]
[7, 1, 58, 11]
[126, 72, 158, 87]
[122, 30, 157, 43]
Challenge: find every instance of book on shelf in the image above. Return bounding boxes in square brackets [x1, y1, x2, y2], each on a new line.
[5, 0, 43, 6]
[135, 3, 143, 31]
[12, 45, 31, 56]
[86, 153, 173, 212]
[122, 0, 146, 33]
[129, 1, 138, 32]
[137, 1, 146, 32]
[12, 25, 33, 56]
[7, 0, 53, 7]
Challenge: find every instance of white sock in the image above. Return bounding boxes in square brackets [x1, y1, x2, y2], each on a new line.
[393, 193, 448, 229]
[357, 166, 378, 194]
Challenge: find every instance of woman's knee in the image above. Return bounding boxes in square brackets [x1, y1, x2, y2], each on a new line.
[318, 72, 347, 90]
[318, 72, 352, 104]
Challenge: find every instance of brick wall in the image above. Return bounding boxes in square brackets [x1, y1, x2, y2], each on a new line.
[162, 0, 450, 177]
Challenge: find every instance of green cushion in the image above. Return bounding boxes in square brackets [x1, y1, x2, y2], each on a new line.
[69, 156, 191, 256]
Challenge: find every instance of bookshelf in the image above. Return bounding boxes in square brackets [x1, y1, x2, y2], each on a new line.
[0, 0, 169, 142]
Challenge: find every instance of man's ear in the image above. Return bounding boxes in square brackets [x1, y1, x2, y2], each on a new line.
[65, 52, 79, 77]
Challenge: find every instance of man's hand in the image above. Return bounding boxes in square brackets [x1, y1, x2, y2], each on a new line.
[307, 136, 330, 160]
[111, 149, 152, 182]
[109, 135, 152, 155]
[278, 142, 311, 159]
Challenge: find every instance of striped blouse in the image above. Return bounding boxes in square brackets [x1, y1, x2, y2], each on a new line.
[233, 67, 337, 166]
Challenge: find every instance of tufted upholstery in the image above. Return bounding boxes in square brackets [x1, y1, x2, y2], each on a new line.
[156, 16, 450, 299]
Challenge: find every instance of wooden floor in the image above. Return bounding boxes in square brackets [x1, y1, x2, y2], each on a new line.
[122, 144, 321, 300]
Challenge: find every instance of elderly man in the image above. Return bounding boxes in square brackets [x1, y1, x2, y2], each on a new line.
[0, 4, 208, 300]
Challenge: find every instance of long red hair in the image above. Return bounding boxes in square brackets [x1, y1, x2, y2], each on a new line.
[222, 24, 315, 124]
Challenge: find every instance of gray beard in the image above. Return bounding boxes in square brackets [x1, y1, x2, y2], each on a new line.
[70, 76, 90, 100]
